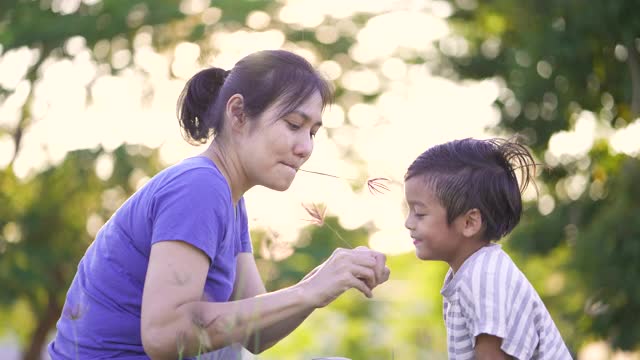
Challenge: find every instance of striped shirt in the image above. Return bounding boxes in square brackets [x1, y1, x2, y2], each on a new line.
[441, 243, 572, 360]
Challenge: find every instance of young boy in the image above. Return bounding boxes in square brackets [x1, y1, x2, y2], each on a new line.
[404, 138, 572, 359]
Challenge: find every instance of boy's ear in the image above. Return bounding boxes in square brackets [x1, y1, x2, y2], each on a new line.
[460, 208, 483, 238]
[225, 94, 247, 131]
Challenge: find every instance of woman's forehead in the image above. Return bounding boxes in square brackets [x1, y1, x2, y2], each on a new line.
[270, 91, 324, 122]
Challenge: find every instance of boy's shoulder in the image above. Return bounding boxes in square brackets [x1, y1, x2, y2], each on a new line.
[443, 244, 530, 296]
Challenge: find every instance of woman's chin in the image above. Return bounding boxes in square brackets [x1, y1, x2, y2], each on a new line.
[265, 178, 295, 192]
[271, 184, 291, 192]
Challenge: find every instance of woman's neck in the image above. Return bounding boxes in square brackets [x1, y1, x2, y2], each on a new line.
[202, 140, 248, 204]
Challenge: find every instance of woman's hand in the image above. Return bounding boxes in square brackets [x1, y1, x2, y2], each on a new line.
[354, 245, 390, 286]
[299, 247, 390, 308]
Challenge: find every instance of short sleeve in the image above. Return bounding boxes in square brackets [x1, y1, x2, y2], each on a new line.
[149, 168, 231, 263]
[460, 250, 539, 360]
[236, 198, 253, 253]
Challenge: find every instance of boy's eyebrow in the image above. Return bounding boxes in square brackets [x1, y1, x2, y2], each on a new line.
[407, 200, 427, 207]
[291, 110, 323, 127]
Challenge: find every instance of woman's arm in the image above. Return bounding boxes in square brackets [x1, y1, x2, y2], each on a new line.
[231, 253, 312, 353]
[232, 249, 389, 353]
[141, 241, 383, 360]
[474, 334, 512, 360]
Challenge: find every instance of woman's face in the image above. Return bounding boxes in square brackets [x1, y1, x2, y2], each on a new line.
[239, 91, 323, 191]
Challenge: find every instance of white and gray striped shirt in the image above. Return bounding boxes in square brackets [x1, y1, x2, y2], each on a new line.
[441, 243, 572, 360]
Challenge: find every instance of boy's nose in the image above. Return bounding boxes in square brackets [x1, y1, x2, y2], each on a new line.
[404, 217, 413, 230]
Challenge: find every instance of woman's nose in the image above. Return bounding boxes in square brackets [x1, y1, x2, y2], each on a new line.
[293, 134, 313, 159]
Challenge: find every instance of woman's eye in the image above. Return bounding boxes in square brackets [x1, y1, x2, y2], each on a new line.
[286, 121, 301, 130]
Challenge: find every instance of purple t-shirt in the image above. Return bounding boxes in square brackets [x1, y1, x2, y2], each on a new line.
[48, 156, 252, 359]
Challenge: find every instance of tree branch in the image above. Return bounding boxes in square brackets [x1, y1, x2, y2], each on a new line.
[627, 39, 640, 118]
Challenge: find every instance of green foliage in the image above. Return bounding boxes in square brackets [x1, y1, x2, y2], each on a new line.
[3, 0, 640, 356]
[250, 220, 450, 359]
[506, 153, 640, 350]
[0, 145, 162, 352]
[441, 0, 640, 153]
[267, 216, 370, 290]
[261, 250, 450, 359]
[440, 0, 640, 350]
[572, 157, 640, 349]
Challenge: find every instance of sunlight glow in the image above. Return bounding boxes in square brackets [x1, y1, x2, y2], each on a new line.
[179, 0, 211, 15]
[95, 153, 114, 181]
[172, 42, 201, 79]
[318, 60, 342, 81]
[0, 47, 37, 90]
[209, 30, 286, 68]
[610, 117, 640, 156]
[0, 134, 14, 168]
[341, 69, 380, 95]
[352, 11, 448, 64]
[4, 3, 519, 257]
[547, 111, 598, 164]
[246, 11, 271, 30]
[322, 104, 345, 129]
[537, 194, 556, 216]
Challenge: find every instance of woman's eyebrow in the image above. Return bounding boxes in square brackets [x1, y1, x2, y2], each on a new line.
[291, 110, 323, 127]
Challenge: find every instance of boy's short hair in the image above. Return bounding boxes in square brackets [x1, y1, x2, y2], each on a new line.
[405, 137, 536, 241]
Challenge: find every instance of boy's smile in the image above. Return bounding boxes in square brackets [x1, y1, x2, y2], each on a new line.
[404, 176, 489, 272]
[404, 177, 463, 263]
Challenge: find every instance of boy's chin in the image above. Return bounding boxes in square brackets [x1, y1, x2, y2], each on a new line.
[415, 250, 435, 261]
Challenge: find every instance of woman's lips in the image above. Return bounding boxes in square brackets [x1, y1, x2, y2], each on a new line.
[281, 162, 298, 171]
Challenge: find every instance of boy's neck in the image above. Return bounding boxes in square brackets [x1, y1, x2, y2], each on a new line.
[449, 239, 490, 273]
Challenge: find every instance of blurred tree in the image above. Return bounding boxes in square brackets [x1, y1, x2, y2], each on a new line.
[438, 0, 640, 150]
[437, 0, 640, 351]
[0, 145, 163, 359]
[254, 219, 450, 359]
[14, 0, 633, 357]
[0, 1, 278, 358]
[0, 0, 376, 358]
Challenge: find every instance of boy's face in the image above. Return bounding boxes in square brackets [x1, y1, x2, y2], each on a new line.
[404, 177, 465, 264]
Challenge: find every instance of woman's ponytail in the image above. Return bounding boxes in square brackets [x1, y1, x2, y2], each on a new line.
[177, 67, 229, 144]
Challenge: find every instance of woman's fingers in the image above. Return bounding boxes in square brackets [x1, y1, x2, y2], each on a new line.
[351, 247, 388, 286]
[381, 266, 391, 283]
[348, 273, 373, 298]
[371, 252, 387, 285]
[305, 246, 390, 306]
[351, 264, 376, 290]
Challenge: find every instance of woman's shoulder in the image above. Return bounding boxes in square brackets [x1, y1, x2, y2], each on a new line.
[151, 156, 228, 192]
[129, 155, 232, 216]
[162, 155, 223, 178]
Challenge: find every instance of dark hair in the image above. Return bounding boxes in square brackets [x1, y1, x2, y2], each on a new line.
[177, 50, 333, 144]
[405, 137, 537, 241]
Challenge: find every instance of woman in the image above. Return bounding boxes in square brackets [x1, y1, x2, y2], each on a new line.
[48, 50, 390, 359]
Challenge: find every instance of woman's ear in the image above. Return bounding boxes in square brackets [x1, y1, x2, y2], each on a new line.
[225, 94, 246, 131]
[461, 208, 483, 238]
